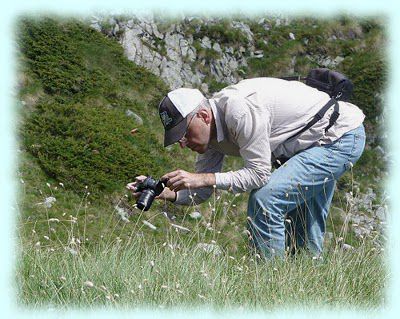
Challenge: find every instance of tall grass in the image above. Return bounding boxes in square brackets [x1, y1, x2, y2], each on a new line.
[15, 178, 386, 310]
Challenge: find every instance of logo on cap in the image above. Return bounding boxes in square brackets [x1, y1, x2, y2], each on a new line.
[160, 111, 173, 128]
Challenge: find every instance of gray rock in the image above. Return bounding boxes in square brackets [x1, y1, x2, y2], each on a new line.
[213, 42, 222, 53]
[200, 83, 209, 94]
[90, 22, 102, 32]
[126, 110, 143, 125]
[375, 205, 387, 221]
[200, 36, 212, 49]
[333, 56, 345, 65]
[341, 243, 355, 251]
[189, 211, 202, 219]
[231, 21, 253, 42]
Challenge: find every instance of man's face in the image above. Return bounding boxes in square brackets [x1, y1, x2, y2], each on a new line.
[178, 109, 212, 154]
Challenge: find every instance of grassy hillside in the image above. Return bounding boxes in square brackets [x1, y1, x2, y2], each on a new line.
[15, 15, 387, 308]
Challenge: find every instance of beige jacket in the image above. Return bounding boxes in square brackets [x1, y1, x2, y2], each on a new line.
[175, 77, 365, 205]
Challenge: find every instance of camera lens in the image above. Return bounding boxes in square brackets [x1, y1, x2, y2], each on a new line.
[136, 189, 156, 211]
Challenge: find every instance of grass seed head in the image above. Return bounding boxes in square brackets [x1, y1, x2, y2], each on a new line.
[83, 280, 94, 288]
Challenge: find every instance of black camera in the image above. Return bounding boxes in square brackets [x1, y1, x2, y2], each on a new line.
[135, 176, 167, 211]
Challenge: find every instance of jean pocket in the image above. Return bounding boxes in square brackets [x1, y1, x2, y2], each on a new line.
[349, 130, 366, 162]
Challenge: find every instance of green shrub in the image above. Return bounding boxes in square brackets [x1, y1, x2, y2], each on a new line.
[22, 101, 172, 195]
[17, 17, 173, 196]
[193, 21, 249, 46]
[208, 79, 230, 94]
[17, 17, 167, 100]
[340, 51, 387, 121]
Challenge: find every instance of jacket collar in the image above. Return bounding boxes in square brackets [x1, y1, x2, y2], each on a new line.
[209, 98, 225, 143]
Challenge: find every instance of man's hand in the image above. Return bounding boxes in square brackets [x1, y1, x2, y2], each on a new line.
[126, 175, 176, 202]
[162, 170, 216, 192]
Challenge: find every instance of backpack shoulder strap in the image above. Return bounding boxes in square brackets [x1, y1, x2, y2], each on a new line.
[285, 98, 338, 142]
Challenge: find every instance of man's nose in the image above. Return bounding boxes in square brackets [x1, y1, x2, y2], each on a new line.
[178, 140, 187, 148]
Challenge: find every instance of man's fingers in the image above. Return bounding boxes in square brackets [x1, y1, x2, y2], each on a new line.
[167, 175, 182, 188]
[162, 170, 184, 181]
[126, 182, 136, 190]
[169, 179, 189, 192]
[135, 175, 147, 183]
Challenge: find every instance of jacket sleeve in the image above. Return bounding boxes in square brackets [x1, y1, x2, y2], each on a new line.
[175, 148, 225, 206]
[214, 97, 272, 193]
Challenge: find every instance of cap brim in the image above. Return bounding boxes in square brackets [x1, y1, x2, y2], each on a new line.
[163, 117, 188, 147]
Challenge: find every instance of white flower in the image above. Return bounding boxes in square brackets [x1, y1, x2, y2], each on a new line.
[43, 235, 50, 240]
[46, 183, 51, 188]
[66, 247, 78, 256]
[43, 197, 56, 208]
[189, 211, 202, 219]
[83, 280, 94, 288]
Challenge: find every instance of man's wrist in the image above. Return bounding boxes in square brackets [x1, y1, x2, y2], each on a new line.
[201, 173, 216, 188]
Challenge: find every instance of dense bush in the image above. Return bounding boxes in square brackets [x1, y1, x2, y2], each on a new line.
[18, 17, 171, 195]
[22, 101, 171, 194]
[341, 51, 387, 121]
[18, 17, 167, 102]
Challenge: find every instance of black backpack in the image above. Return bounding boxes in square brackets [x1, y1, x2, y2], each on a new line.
[273, 68, 354, 168]
[282, 68, 353, 101]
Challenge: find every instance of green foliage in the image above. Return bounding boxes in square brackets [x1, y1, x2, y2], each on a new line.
[22, 101, 171, 194]
[246, 16, 386, 125]
[341, 51, 387, 121]
[208, 79, 230, 94]
[17, 232, 385, 308]
[192, 20, 249, 46]
[18, 17, 172, 195]
[17, 17, 166, 100]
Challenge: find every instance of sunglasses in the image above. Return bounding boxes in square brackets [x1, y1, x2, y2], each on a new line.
[178, 113, 197, 144]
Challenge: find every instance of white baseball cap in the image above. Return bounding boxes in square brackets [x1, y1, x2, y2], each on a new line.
[158, 88, 205, 146]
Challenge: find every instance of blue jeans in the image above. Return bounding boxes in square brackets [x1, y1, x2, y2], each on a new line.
[247, 125, 366, 259]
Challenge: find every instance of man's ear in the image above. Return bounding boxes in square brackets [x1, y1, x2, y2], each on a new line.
[197, 108, 212, 124]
